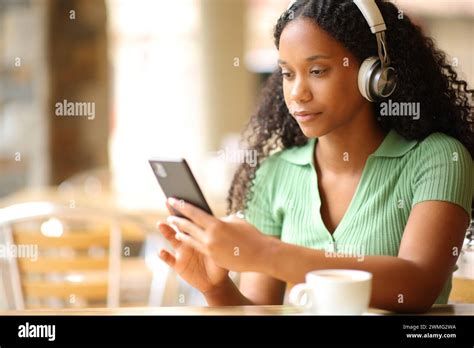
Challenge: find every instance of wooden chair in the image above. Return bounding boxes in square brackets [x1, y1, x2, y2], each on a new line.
[0, 202, 149, 309]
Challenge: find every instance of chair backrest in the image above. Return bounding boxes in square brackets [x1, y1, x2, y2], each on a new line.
[0, 202, 132, 309]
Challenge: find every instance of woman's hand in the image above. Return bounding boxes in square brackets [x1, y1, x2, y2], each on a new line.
[157, 222, 230, 294]
[165, 197, 270, 273]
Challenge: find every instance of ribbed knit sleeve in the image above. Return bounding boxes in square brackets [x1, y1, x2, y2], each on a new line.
[411, 133, 474, 219]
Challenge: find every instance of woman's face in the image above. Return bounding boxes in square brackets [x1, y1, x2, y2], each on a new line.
[278, 18, 369, 138]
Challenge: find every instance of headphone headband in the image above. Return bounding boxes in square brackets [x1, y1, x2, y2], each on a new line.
[353, 0, 386, 33]
[287, 0, 387, 34]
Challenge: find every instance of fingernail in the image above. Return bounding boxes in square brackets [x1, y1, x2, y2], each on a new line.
[168, 197, 177, 207]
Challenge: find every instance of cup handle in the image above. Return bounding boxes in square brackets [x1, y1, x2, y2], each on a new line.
[289, 283, 313, 309]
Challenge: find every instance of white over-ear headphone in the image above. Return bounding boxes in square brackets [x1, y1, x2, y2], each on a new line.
[354, 0, 397, 102]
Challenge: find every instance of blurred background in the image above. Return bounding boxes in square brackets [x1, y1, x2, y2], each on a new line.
[0, 0, 473, 310]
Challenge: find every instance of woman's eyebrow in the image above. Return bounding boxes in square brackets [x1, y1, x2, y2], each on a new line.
[278, 54, 332, 65]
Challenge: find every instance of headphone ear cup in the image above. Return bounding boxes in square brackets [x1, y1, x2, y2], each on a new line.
[358, 56, 380, 102]
[359, 56, 398, 102]
[376, 66, 398, 99]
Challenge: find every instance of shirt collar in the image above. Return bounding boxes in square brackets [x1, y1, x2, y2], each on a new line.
[280, 130, 419, 166]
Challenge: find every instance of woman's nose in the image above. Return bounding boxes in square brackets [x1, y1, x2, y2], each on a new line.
[290, 78, 312, 103]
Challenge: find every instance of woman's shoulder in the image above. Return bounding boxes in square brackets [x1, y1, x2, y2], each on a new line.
[252, 142, 311, 185]
[409, 132, 473, 218]
[414, 132, 472, 162]
[409, 131, 473, 193]
[253, 149, 287, 178]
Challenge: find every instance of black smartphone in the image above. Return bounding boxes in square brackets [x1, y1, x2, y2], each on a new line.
[148, 158, 213, 218]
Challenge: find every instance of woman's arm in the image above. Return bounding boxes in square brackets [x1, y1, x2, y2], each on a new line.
[166, 197, 468, 312]
[259, 201, 469, 312]
[204, 237, 287, 306]
[203, 271, 286, 306]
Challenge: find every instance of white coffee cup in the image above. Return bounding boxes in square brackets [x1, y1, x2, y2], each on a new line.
[289, 269, 372, 315]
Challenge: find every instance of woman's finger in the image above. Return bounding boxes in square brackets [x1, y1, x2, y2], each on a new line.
[158, 249, 176, 268]
[157, 222, 181, 249]
[167, 216, 205, 242]
[175, 231, 207, 255]
[165, 201, 180, 216]
[167, 197, 215, 229]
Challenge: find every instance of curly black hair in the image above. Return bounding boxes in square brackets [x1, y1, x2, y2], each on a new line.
[227, 0, 473, 214]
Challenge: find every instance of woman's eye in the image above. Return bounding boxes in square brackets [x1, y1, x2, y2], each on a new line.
[280, 71, 292, 79]
[311, 69, 327, 76]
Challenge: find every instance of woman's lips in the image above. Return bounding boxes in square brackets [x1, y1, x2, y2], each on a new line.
[293, 112, 322, 122]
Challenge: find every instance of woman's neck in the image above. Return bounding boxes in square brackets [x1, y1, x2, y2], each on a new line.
[315, 110, 387, 175]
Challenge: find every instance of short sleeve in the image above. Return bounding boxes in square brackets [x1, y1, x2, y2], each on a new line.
[411, 134, 474, 219]
[244, 156, 282, 236]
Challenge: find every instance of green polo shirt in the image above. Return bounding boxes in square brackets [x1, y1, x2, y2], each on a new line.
[244, 130, 474, 304]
